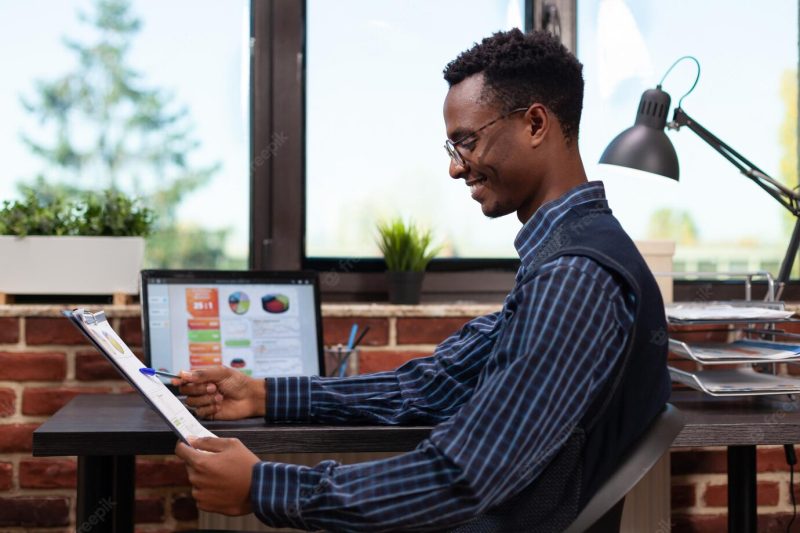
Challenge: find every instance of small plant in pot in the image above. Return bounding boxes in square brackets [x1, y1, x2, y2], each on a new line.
[376, 217, 440, 304]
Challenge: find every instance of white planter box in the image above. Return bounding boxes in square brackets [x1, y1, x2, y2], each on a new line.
[0, 236, 145, 295]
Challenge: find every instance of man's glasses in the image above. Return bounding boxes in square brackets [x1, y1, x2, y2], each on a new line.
[444, 107, 529, 167]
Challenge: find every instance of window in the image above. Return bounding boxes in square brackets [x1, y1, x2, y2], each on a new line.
[0, 0, 250, 268]
[578, 0, 799, 279]
[256, 0, 800, 301]
[305, 0, 528, 261]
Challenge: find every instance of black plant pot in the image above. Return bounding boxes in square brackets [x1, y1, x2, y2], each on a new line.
[386, 271, 425, 304]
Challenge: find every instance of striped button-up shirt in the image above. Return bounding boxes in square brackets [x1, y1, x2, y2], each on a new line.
[252, 181, 634, 531]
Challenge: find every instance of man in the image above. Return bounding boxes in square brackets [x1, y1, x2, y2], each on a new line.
[175, 29, 671, 531]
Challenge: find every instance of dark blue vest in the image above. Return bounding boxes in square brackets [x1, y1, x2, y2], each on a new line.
[452, 199, 672, 532]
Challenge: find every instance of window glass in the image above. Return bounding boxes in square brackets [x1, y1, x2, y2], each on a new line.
[578, 0, 798, 276]
[306, 0, 526, 259]
[0, 0, 250, 268]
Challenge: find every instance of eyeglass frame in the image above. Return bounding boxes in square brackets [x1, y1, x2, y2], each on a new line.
[444, 106, 530, 167]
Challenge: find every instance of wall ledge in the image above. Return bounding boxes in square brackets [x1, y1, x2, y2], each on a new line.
[0, 302, 502, 318]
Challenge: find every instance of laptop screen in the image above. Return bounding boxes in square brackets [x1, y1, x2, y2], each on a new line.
[140, 270, 324, 379]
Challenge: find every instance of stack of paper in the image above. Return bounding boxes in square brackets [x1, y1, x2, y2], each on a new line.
[669, 339, 800, 365]
[666, 304, 794, 322]
[669, 366, 800, 396]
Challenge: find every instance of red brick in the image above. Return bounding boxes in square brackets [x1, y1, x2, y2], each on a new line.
[668, 324, 732, 343]
[0, 352, 66, 381]
[0, 389, 14, 417]
[19, 459, 76, 489]
[22, 387, 111, 416]
[172, 493, 198, 521]
[396, 318, 471, 344]
[667, 358, 698, 373]
[703, 481, 780, 507]
[135, 496, 164, 523]
[757, 513, 797, 532]
[0, 462, 12, 490]
[671, 483, 695, 509]
[671, 449, 727, 475]
[75, 350, 122, 381]
[358, 350, 431, 374]
[0, 497, 69, 527]
[136, 459, 189, 487]
[0, 318, 19, 344]
[323, 317, 389, 346]
[672, 513, 727, 533]
[0, 423, 39, 452]
[25, 317, 87, 345]
[119, 317, 143, 346]
[758, 446, 792, 472]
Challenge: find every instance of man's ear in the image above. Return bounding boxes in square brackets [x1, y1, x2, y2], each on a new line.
[525, 104, 549, 148]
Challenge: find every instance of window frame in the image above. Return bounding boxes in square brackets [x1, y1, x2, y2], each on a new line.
[250, 0, 800, 302]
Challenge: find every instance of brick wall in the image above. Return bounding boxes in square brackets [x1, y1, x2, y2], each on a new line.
[0, 308, 197, 532]
[1, 305, 799, 531]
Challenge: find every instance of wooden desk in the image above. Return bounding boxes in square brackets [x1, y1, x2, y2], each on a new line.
[33, 392, 800, 533]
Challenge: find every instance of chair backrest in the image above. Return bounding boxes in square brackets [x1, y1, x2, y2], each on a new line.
[563, 403, 685, 533]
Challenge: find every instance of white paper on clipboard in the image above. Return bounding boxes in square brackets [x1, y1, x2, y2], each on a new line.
[65, 308, 216, 443]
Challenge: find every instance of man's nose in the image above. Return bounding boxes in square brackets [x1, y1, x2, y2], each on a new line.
[449, 157, 469, 179]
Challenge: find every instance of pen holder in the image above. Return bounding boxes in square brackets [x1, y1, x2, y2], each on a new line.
[324, 347, 360, 377]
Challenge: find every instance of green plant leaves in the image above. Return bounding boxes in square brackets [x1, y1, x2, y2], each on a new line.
[0, 189, 154, 237]
[376, 217, 441, 272]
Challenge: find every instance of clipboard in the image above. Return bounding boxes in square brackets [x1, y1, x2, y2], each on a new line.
[63, 308, 216, 444]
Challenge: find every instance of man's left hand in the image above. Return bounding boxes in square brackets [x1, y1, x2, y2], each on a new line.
[175, 437, 260, 516]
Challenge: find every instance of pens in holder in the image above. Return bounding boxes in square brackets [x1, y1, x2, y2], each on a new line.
[139, 367, 181, 380]
[335, 325, 370, 377]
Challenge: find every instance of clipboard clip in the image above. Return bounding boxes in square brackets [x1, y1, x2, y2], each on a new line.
[80, 309, 107, 325]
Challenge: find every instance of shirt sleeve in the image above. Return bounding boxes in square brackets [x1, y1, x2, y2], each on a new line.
[264, 310, 503, 425]
[252, 257, 634, 531]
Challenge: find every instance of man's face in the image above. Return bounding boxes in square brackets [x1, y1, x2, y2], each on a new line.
[443, 74, 543, 222]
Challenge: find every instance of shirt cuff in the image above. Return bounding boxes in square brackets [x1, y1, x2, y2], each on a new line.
[251, 461, 321, 529]
[264, 376, 312, 421]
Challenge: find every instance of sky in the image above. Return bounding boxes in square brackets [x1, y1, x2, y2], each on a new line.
[1, 0, 797, 263]
[0, 0, 250, 258]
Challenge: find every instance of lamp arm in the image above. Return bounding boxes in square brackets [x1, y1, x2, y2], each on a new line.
[670, 108, 800, 216]
[670, 107, 800, 290]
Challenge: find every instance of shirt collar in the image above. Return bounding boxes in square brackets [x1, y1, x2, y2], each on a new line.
[514, 181, 608, 268]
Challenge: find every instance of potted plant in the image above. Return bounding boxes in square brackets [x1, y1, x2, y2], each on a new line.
[0, 189, 154, 298]
[376, 217, 440, 304]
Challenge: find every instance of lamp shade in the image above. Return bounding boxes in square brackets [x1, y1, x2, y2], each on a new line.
[599, 87, 680, 181]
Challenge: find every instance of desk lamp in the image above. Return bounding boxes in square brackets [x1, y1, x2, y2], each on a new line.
[599, 56, 800, 296]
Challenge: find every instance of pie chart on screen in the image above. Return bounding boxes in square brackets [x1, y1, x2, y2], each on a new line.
[228, 292, 251, 315]
[262, 294, 290, 314]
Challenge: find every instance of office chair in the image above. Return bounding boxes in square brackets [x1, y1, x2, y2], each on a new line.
[564, 403, 684, 532]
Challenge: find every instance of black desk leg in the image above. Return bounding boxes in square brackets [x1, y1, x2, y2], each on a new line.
[77, 455, 135, 533]
[728, 445, 757, 533]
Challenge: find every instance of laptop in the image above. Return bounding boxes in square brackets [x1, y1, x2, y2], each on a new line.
[140, 270, 324, 379]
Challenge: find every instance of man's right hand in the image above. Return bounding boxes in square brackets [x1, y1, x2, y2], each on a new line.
[176, 366, 266, 420]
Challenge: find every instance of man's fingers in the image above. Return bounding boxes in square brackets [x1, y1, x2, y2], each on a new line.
[184, 393, 222, 409]
[190, 436, 230, 453]
[182, 366, 231, 383]
[175, 441, 199, 466]
[179, 382, 217, 396]
[195, 404, 220, 419]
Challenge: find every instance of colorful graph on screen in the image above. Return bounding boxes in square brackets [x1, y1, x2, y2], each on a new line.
[262, 294, 290, 314]
[228, 291, 251, 315]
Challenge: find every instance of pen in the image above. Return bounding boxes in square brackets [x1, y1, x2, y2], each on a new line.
[335, 325, 370, 377]
[139, 367, 182, 380]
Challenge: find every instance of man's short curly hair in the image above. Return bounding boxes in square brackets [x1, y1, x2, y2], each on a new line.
[443, 29, 584, 142]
